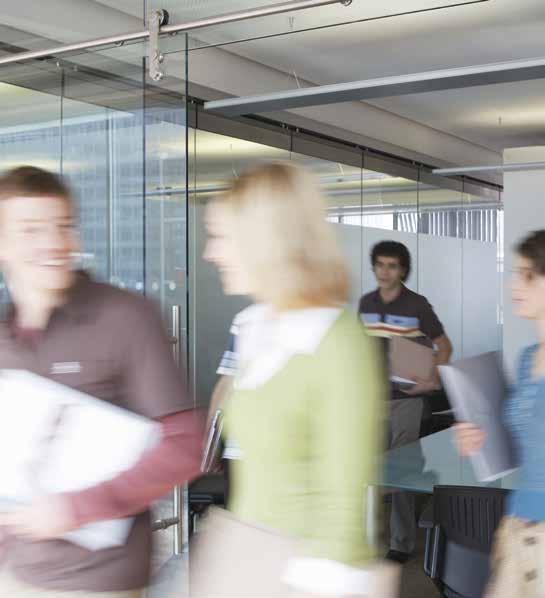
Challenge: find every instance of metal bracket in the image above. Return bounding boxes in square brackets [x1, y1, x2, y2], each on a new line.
[173, 483, 190, 554]
[152, 516, 179, 532]
[148, 9, 169, 81]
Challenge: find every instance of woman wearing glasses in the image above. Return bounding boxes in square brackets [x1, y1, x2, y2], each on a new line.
[456, 230, 545, 597]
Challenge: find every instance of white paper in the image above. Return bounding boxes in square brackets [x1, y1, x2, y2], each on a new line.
[389, 375, 416, 385]
[0, 369, 161, 550]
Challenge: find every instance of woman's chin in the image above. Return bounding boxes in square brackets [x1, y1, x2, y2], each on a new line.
[514, 306, 533, 320]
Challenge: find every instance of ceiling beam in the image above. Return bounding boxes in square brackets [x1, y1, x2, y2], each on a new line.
[204, 55, 545, 116]
[433, 162, 545, 175]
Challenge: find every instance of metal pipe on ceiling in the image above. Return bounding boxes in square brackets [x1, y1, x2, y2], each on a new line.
[0, 0, 352, 67]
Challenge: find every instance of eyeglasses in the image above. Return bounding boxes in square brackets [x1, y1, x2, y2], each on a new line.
[511, 267, 541, 285]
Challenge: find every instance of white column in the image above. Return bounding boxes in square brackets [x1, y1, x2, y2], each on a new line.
[502, 147, 545, 375]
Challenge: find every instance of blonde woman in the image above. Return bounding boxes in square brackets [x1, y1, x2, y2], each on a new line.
[191, 162, 392, 597]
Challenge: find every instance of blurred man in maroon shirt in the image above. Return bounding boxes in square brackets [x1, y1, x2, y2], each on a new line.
[0, 166, 201, 597]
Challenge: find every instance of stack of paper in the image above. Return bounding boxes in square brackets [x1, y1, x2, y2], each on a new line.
[0, 369, 161, 550]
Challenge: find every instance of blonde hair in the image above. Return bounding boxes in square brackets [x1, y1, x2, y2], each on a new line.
[216, 162, 349, 309]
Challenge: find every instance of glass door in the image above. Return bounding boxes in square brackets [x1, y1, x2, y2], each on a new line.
[0, 30, 192, 583]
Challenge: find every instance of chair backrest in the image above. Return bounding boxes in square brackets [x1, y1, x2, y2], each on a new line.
[434, 485, 507, 553]
[431, 485, 508, 598]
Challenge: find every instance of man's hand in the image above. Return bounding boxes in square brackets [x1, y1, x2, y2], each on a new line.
[402, 376, 441, 396]
[0, 494, 76, 541]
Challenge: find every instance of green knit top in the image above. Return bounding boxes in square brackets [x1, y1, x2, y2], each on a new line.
[223, 309, 385, 566]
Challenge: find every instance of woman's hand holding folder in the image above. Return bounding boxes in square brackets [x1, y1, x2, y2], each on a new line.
[454, 422, 486, 456]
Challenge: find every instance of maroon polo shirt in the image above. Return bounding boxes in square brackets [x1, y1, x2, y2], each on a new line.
[0, 272, 191, 591]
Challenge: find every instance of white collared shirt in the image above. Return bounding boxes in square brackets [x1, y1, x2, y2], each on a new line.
[233, 303, 343, 390]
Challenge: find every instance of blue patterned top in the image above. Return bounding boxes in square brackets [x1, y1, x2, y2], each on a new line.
[503, 344, 545, 521]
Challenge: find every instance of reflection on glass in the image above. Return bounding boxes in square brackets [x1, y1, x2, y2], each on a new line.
[145, 109, 187, 328]
[61, 99, 110, 282]
[416, 180, 463, 359]
[290, 150, 363, 305]
[462, 188, 503, 358]
[384, 427, 518, 493]
[0, 82, 61, 304]
[190, 130, 290, 404]
[188, 127, 504, 377]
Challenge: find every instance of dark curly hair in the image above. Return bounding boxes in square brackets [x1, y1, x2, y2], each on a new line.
[371, 240, 412, 282]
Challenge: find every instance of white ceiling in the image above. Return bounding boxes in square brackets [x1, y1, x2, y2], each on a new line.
[92, 0, 545, 151]
[184, 0, 545, 152]
[1, 0, 545, 154]
[370, 80, 545, 151]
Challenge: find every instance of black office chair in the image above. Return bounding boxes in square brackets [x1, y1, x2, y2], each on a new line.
[189, 472, 226, 533]
[420, 485, 508, 598]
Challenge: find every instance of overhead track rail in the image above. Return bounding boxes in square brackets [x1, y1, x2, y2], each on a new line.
[0, 0, 353, 79]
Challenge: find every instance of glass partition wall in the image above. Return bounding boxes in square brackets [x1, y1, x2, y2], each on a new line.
[0, 5, 504, 390]
[0, 5, 503, 585]
[0, 38, 192, 581]
[188, 112, 502, 406]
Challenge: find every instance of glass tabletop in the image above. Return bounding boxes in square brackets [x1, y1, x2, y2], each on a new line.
[381, 428, 519, 494]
